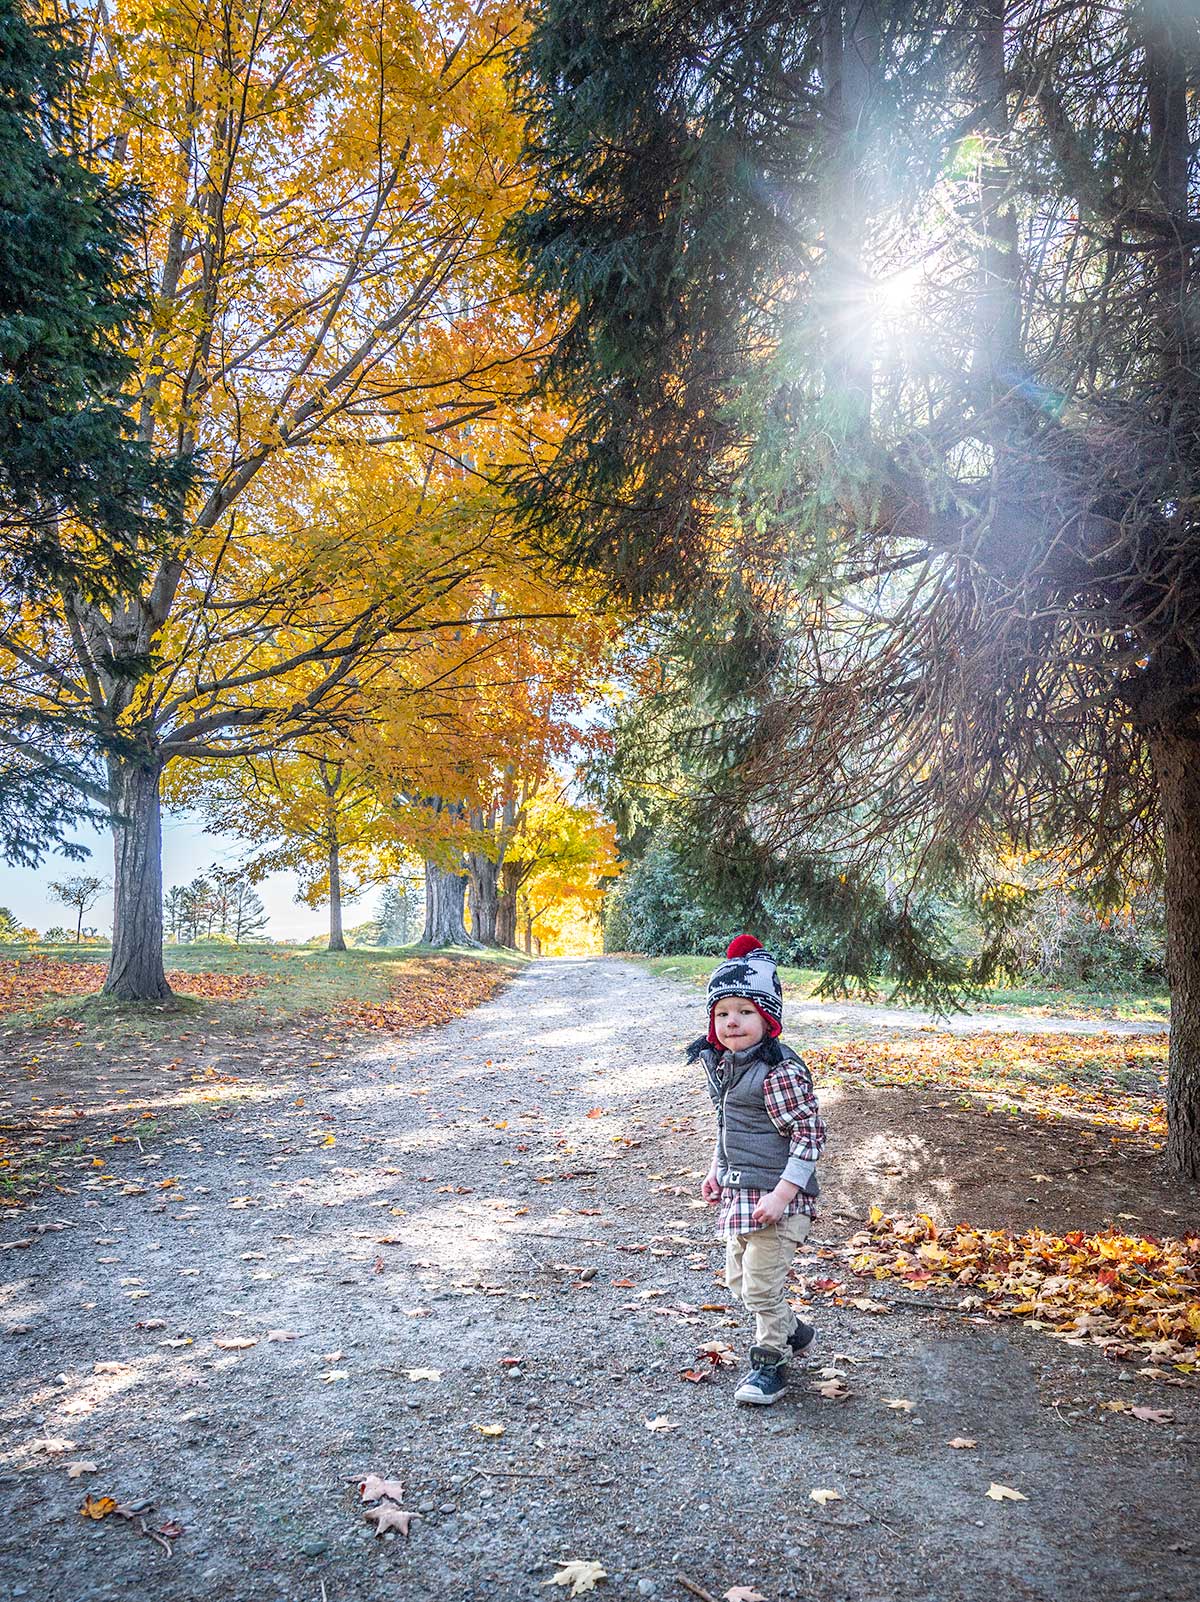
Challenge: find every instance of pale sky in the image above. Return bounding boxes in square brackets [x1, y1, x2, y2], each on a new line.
[0, 807, 353, 942]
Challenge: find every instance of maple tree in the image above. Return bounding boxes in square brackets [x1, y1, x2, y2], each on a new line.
[181, 752, 399, 952]
[0, 0, 560, 1000]
[499, 787, 618, 953]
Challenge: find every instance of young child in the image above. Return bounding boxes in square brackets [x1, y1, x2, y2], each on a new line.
[690, 935, 826, 1405]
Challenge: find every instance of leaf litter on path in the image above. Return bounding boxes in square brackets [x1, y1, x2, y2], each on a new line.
[544, 1558, 607, 1595]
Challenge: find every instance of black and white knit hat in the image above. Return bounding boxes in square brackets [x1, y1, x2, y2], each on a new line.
[706, 934, 783, 1044]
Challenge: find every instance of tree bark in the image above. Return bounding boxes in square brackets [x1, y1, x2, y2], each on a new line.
[468, 857, 499, 945]
[496, 860, 521, 949]
[467, 808, 500, 945]
[423, 859, 473, 946]
[75, 905, 83, 943]
[1150, 729, 1200, 1180]
[328, 833, 346, 952]
[104, 754, 172, 1001]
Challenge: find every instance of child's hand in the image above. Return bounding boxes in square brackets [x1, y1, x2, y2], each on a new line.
[701, 1172, 722, 1204]
[750, 1192, 787, 1226]
[751, 1180, 799, 1226]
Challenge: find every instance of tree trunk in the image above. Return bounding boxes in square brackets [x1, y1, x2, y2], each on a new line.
[328, 834, 346, 952]
[75, 905, 82, 943]
[496, 860, 520, 949]
[1151, 729, 1200, 1180]
[468, 856, 499, 945]
[104, 755, 172, 1001]
[423, 859, 473, 946]
[467, 809, 500, 945]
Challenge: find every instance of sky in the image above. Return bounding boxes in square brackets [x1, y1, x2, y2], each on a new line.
[0, 808, 358, 942]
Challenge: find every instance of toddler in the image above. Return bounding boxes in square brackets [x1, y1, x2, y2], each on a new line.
[690, 935, 826, 1404]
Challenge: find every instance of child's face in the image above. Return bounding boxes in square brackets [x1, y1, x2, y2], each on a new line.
[712, 997, 767, 1051]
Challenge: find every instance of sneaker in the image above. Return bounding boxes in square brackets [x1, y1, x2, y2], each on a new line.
[788, 1320, 816, 1357]
[734, 1345, 789, 1406]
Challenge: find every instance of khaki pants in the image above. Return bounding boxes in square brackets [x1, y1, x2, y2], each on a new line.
[724, 1213, 811, 1354]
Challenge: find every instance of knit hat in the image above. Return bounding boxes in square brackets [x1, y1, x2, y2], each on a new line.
[706, 934, 783, 1046]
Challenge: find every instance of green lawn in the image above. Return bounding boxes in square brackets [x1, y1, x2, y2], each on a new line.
[0, 940, 527, 1039]
[634, 952, 1171, 1022]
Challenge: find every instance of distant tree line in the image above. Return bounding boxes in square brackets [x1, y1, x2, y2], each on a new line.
[163, 869, 268, 945]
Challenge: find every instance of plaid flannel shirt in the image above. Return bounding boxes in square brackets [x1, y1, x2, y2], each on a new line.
[713, 1054, 826, 1239]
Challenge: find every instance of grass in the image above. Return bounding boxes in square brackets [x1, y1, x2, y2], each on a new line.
[0, 940, 527, 1041]
[635, 952, 1171, 1022]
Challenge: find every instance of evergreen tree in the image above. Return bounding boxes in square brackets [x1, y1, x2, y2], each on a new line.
[228, 878, 268, 944]
[0, 0, 191, 600]
[378, 877, 425, 947]
[0, 0, 193, 869]
[512, 0, 1200, 1175]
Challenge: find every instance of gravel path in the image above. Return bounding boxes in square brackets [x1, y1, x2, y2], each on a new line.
[1, 957, 1195, 1602]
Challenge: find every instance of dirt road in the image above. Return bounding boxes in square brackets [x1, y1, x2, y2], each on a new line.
[1, 958, 1195, 1601]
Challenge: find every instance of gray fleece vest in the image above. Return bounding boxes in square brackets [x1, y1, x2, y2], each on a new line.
[700, 1042, 819, 1194]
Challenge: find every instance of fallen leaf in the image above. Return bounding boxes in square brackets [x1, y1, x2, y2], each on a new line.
[359, 1475, 407, 1504]
[405, 1368, 442, 1383]
[364, 1503, 415, 1537]
[65, 1461, 98, 1478]
[883, 1397, 915, 1411]
[473, 1423, 505, 1437]
[809, 1489, 842, 1506]
[543, 1558, 607, 1595]
[265, 1329, 303, 1342]
[213, 1337, 257, 1351]
[1130, 1406, 1174, 1424]
[814, 1378, 849, 1399]
[79, 1495, 118, 1519]
[947, 1437, 977, 1449]
[844, 1295, 890, 1314]
[725, 1589, 768, 1602]
[679, 1368, 714, 1384]
[643, 1415, 677, 1432]
[321, 1369, 348, 1383]
[985, 1483, 1027, 1502]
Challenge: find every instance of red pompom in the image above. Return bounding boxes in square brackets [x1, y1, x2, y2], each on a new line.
[725, 934, 762, 959]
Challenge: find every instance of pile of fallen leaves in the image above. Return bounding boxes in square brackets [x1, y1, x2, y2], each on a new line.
[805, 1032, 1167, 1134]
[0, 958, 269, 1016]
[839, 1206, 1200, 1361]
[332, 957, 513, 1034]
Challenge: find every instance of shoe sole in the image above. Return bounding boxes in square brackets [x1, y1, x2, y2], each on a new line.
[734, 1388, 788, 1405]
